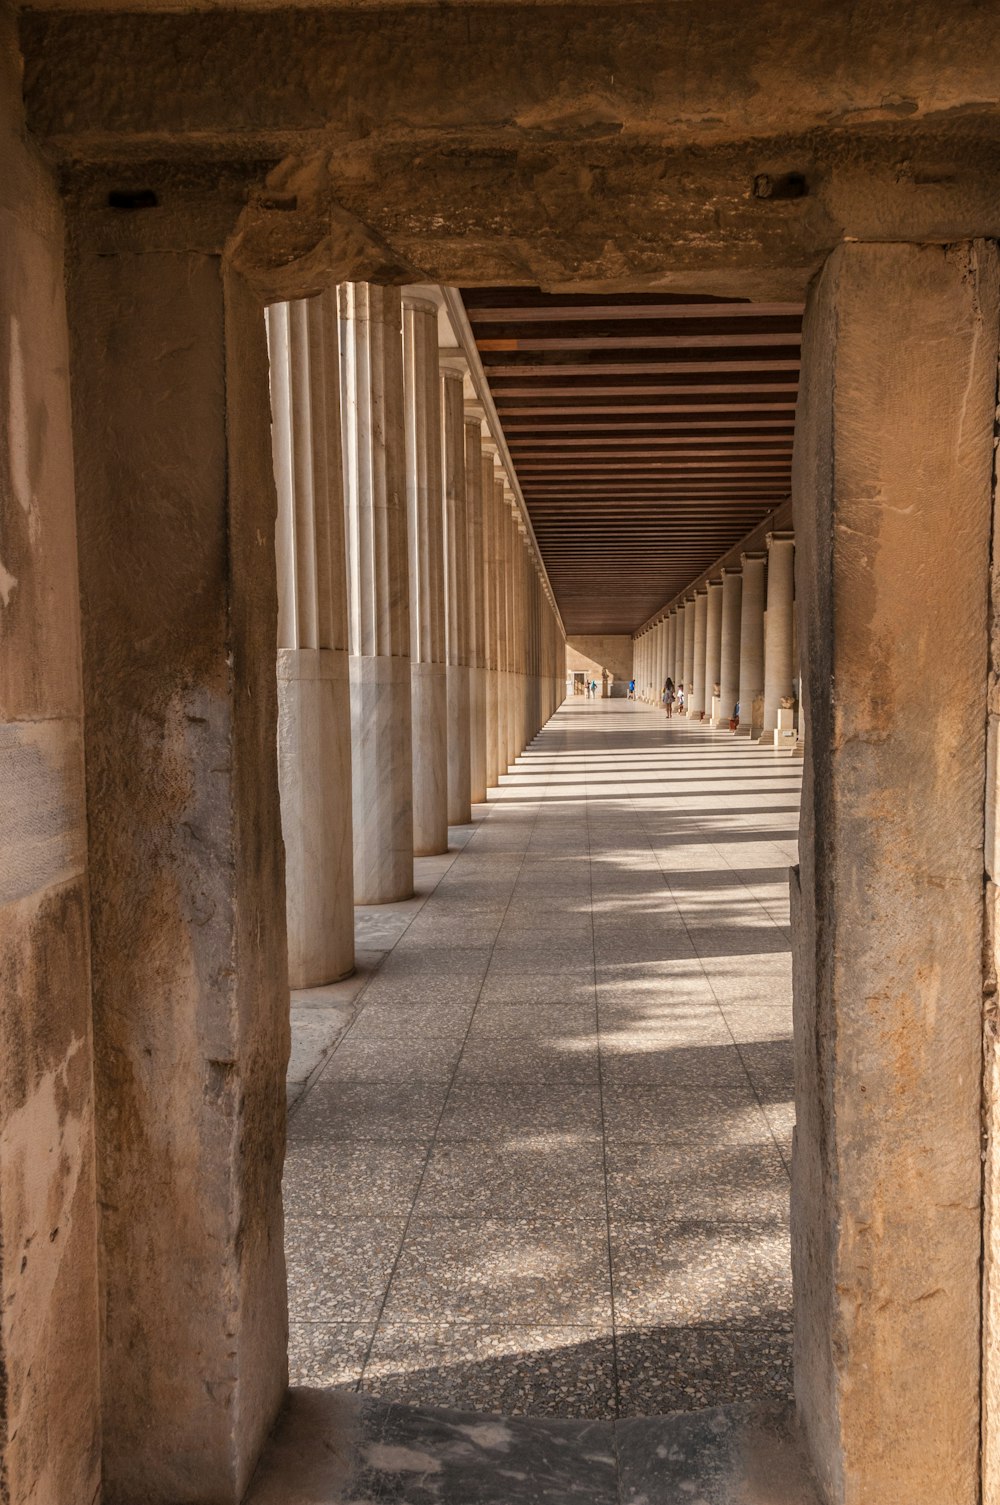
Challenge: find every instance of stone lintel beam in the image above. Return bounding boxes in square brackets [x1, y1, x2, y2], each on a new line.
[20, 7, 1000, 297]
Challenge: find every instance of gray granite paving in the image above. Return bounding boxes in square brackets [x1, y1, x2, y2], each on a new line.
[283, 698, 801, 1419]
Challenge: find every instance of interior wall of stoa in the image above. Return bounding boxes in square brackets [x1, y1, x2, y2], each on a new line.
[566, 635, 634, 687]
[792, 239, 998, 1505]
[0, 4, 102, 1501]
[66, 210, 290, 1503]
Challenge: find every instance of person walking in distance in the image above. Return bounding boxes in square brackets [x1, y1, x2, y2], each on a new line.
[663, 677, 675, 719]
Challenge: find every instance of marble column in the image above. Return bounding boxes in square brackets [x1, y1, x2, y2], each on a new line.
[690, 588, 709, 718]
[341, 282, 414, 900]
[792, 239, 998, 1505]
[705, 577, 724, 723]
[674, 603, 686, 692]
[683, 596, 696, 708]
[402, 295, 448, 856]
[482, 445, 500, 787]
[267, 292, 354, 987]
[504, 489, 520, 768]
[763, 529, 796, 736]
[717, 566, 743, 726]
[466, 412, 488, 803]
[68, 239, 287, 1500]
[737, 550, 767, 737]
[442, 364, 472, 825]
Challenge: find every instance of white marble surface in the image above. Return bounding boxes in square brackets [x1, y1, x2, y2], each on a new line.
[469, 664, 488, 805]
[447, 663, 472, 826]
[412, 659, 449, 856]
[278, 647, 355, 986]
[351, 654, 414, 903]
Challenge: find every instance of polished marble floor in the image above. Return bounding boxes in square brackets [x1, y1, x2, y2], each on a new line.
[283, 697, 801, 1420]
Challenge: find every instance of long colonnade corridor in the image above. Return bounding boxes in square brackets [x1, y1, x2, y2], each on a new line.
[283, 697, 801, 1422]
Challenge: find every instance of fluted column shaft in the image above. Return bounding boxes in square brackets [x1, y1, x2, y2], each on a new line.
[341, 282, 414, 902]
[717, 567, 743, 725]
[763, 530, 796, 734]
[268, 292, 355, 986]
[666, 613, 677, 694]
[737, 550, 767, 737]
[401, 295, 448, 857]
[442, 366, 472, 824]
[705, 578, 723, 720]
[466, 416, 487, 802]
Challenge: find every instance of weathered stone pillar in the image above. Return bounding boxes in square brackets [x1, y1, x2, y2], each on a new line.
[442, 364, 472, 825]
[683, 595, 696, 707]
[1, 51, 101, 1499]
[737, 550, 767, 736]
[763, 529, 795, 735]
[666, 613, 677, 695]
[267, 294, 354, 988]
[792, 239, 998, 1505]
[466, 412, 487, 803]
[401, 294, 448, 857]
[341, 283, 414, 899]
[716, 566, 743, 726]
[68, 236, 288, 1502]
[705, 577, 723, 722]
[690, 587, 708, 717]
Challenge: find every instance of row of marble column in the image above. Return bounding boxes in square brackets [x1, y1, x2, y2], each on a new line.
[267, 285, 565, 987]
[632, 529, 796, 740]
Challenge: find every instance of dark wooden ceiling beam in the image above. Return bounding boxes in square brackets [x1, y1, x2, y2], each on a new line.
[461, 285, 801, 634]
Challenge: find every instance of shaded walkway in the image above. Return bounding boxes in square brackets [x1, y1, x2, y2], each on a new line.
[283, 698, 801, 1419]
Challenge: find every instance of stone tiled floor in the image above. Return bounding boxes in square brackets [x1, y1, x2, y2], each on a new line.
[283, 697, 801, 1419]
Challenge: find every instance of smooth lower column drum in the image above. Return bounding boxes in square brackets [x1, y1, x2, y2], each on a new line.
[402, 294, 448, 857]
[267, 292, 355, 987]
[341, 283, 414, 902]
[442, 365, 472, 825]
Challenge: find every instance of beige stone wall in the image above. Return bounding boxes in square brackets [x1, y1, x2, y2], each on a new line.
[566, 635, 633, 685]
[68, 232, 289, 1500]
[0, 5, 102, 1500]
[792, 240, 996, 1505]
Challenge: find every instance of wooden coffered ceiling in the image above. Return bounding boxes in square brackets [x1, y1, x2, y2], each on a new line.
[461, 288, 801, 637]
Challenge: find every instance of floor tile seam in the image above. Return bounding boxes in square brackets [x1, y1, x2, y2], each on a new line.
[355, 765, 548, 1387]
[585, 735, 624, 1424]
